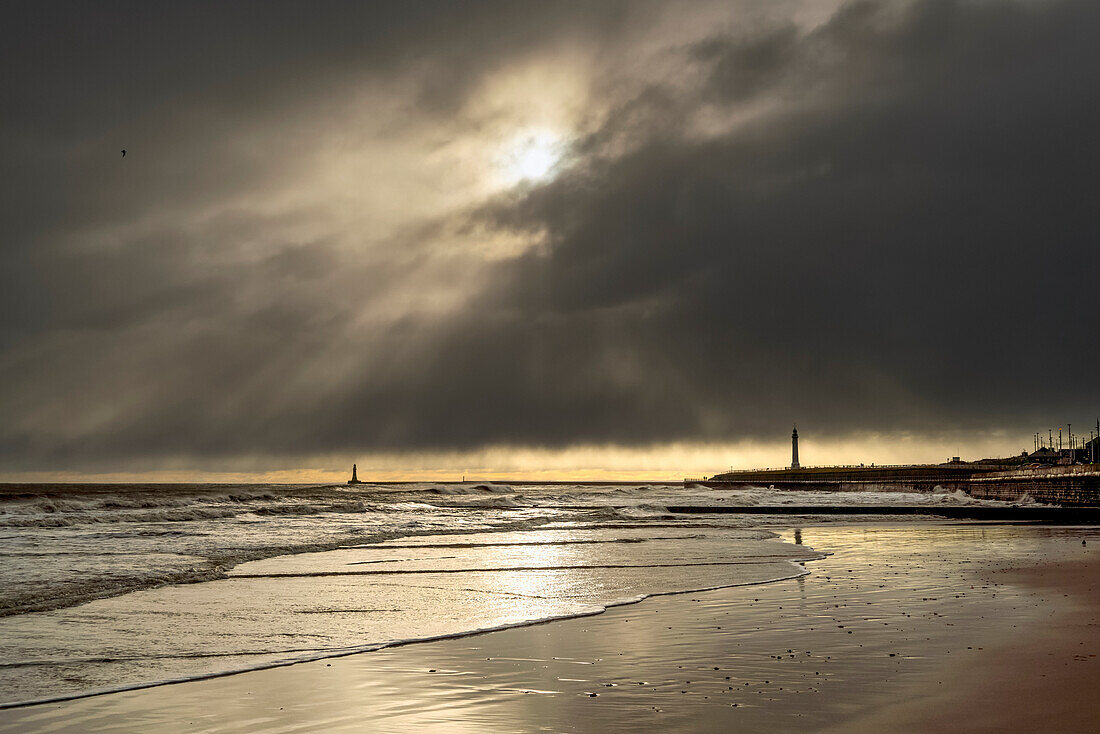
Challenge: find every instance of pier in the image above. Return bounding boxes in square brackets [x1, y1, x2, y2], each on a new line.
[667, 504, 1100, 522]
[686, 464, 1100, 506]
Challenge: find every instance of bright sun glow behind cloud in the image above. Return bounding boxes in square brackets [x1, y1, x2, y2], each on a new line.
[497, 129, 564, 184]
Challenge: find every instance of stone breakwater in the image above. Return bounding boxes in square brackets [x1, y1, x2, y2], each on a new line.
[962, 467, 1100, 506]
[666, 505, 1100, 522]
[692, 465, 1100, 506]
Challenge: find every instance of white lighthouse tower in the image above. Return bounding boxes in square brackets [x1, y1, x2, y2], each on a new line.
[791, 427, 800, 470]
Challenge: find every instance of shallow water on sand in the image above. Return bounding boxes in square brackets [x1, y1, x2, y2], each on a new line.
[0, 483, 1033, 705]
[3, 524, 1095, 734]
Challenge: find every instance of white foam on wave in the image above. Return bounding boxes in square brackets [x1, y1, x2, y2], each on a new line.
[422, 484, 515, 496]
[0, 486, 572, 617]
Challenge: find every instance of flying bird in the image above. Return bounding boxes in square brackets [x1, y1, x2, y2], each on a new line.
[121, 149, 126, 158]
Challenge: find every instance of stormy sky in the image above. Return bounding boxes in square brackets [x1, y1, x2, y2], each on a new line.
[2, 0, 1097, 479]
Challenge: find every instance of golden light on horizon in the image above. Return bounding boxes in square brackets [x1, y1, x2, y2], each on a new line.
[3, 430, 1031, 484]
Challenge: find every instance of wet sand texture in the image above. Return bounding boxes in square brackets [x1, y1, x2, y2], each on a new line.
[829, 558, 1100, 734]
[1, 523, 1095, 733]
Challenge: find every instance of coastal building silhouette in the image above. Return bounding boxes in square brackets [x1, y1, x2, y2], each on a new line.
[1027, 447, 1060, 464]
[1087, 435, 1100, 464]
[348, 464, 362, 485]
[791, 427, 800, 470]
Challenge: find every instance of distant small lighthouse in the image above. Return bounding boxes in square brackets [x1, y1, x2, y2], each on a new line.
[791, 427, 800, 470]
[347, 463, 362, 485]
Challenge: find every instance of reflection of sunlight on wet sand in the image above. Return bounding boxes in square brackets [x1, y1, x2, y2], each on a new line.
[7, 523, 1097, 732]
[0, 519, 818, 704]
[495, 538, 569, 610]
[782, 523, 1092, 581]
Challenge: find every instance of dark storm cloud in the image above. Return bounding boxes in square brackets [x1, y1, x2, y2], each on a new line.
[384, 0, 1100, 447]
[1, 0, 1097, 470]
[0, 0, 634, 266]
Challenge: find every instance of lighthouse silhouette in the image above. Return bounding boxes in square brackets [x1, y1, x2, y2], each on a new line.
[791, 427, 800, 470]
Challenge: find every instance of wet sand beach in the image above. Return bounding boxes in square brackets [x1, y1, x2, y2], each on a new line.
[2, 522, 1096, 733]
[828, 556, 1100, 734]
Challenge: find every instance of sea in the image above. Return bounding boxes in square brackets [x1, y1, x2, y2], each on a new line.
[0, 481, 1028, 706]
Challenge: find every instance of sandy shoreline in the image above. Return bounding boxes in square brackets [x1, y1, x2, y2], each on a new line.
[828, 556, 1100, 733]
[1, 522, 1096, 733]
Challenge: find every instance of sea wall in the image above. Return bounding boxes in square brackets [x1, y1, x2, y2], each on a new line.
[691, 466, 1100, 506]
[703, 464, 1005, 484]
[963, 468, 1100, 506]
